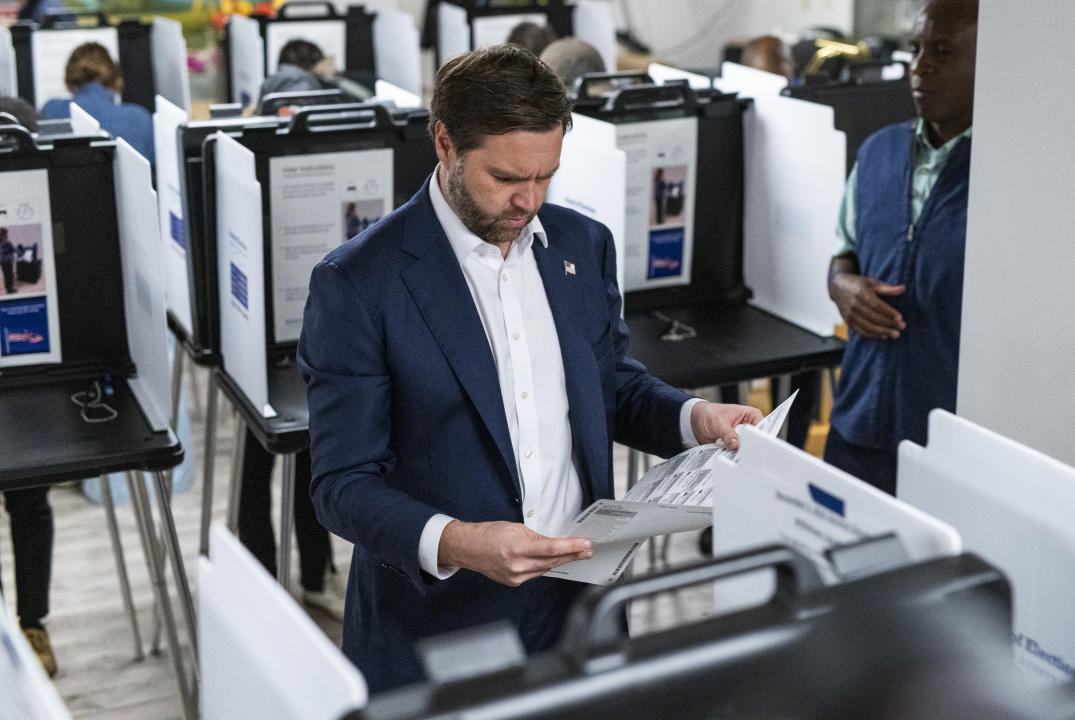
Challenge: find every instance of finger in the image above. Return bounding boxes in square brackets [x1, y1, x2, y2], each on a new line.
[871, 282, 906, 296]
[851, 302, 904, 333]
[528, 536, 593, 558]
[848, 315, 899, 339]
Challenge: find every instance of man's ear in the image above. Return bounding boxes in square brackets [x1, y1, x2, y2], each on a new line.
[433, 121, 455, 167]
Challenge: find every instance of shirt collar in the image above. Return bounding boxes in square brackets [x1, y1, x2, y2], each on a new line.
[915, 117, 973, 155]
[428, 163, 547, 267]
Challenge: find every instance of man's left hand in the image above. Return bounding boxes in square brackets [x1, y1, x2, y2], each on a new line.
[690, 401, 763, 449]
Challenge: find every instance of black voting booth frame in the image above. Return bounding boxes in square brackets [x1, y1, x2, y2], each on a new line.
[192, 103, 435, 589]
[222, 1, 378, 108]
[354, 546, 1037, 719]
[9, 13, 159, 112]
[0, 128, 197, 718]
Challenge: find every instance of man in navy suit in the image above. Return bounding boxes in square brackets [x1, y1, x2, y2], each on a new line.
[298, 45, 762, 694]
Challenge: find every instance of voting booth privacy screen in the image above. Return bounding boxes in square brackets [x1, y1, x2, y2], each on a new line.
[0, 128, 128, 380]
[574, 83, 748, 312]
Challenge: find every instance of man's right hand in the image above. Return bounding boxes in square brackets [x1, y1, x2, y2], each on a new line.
[829, 272, 907, 340]
[438, 520, 593, 587]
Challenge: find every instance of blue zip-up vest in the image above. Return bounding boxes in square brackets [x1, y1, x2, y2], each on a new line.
[830, 120, 971, 452]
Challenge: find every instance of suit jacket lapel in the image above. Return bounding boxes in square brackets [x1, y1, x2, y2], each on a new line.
[399, 180, 521, 495]
[532, 226, 610, 505]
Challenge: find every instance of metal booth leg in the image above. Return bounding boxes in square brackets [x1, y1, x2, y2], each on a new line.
[127, 472, 195, 720]
[198, 380, 219, 556]
[278, 452, 296, 589]
[99, 474, 145, 661]
[226, 411, 246, 534]
[776, 374, 793, 442]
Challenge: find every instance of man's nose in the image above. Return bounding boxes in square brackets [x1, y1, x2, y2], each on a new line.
[513, 182, 539, 213]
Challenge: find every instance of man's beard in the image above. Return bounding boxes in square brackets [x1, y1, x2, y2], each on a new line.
[446, 158, 535, 247]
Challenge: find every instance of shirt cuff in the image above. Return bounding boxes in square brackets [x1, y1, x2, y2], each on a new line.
[419, 513, 460, 580]
[679, 397, 705, 448]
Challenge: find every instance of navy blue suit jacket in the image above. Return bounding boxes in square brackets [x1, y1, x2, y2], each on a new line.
[298, 178, 691, 692]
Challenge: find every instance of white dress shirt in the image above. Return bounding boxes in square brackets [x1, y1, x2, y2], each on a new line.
[418, 169, 702, 578]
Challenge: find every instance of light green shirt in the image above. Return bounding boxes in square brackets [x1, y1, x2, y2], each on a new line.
[833, 119, 973, 256]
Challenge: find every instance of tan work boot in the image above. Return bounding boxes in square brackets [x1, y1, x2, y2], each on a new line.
[22, 627, 58, 678]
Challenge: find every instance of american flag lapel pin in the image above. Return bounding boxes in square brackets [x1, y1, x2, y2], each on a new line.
[563, 260, 575, 275]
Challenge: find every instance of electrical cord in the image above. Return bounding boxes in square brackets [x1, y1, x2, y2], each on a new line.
[71, 380, 118, 424]
[653, 310, 697, 342]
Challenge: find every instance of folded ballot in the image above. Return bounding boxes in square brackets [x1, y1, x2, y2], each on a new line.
[545, 391, 798, 585]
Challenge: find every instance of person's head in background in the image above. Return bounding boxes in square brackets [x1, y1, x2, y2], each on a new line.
[741, 35, 792, 79]
[428, 45, 573, 249]
[539, 37, 606, 93]
[0, 96, 39, 132]
[909, 0, 978, 145]
[64, 42, 123, 95]
[506, 21, 557, 57]
[278, 39, 325, 72]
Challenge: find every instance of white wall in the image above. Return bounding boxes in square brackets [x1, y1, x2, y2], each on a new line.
[958, 0, 1075, 465]
[621, 0, 854, 69]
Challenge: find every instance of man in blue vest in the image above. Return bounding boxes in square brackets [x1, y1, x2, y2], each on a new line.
[824, 0, 977, 495]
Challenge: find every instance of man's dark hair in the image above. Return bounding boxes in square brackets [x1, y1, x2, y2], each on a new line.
[428, 45, 573, 155]
[0, 96, 38, 132]
[278, 39, 325, 71]
[506, 21, 557, 57]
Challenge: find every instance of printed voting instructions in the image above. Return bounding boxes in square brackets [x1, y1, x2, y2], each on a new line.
[546, 392, 797, 585]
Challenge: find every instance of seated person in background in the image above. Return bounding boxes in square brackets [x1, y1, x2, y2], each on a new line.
[741, 35, 793, 79]
[39, 43, 154, 166]
[539, 37, 606, 92]
[506, 20, 557, 57]
[257, 39, 333, 105]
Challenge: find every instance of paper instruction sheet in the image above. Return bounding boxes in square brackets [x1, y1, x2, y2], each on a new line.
[0, 169, 62, 368]
[617, 116, 697, 292]
[546, 391, 798, 585]
[268, 148, 393, 344]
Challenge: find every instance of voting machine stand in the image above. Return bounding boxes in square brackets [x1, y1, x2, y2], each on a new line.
[0, 127, 197, 719]
[200, 103, 435, 590]
[223, 2, 377, 108]
[783, 72, 916, 175]
[10, 13, 157, 111]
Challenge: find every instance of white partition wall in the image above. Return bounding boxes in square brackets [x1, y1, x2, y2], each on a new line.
[722, 62, 845, 337]
[214, 131, 271, 416]
[957, 0, 1075, 466]
[900, 410, 1075, 684]
[229, 16, 265, 106]
[153, 97, 192, 335]
[152, 17, 191, 113]
[373, 9, 421, 97]
[0, 28, 15, 98]
[30, 27, 119, 108]
[114, 139, 171, 432]
[200, 526, 367, 719]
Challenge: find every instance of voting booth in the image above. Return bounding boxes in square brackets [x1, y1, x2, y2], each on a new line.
[225, 2, 422, 107]
[9, 13, 190, 112]
[431, 0, 616, 72]
[900, 410, 1075, 687]
[0, 127, 195, 716]
[191, 102, 434, 584]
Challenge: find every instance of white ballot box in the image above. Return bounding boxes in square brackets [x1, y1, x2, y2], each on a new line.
[899, 409, 1075, 685]
[198, 525, 367, 720]
[710, 426, 960, 613]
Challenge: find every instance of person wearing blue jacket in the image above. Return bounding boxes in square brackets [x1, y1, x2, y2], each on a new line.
[825, 0, 977, 495]
[39, 42, 154, 166]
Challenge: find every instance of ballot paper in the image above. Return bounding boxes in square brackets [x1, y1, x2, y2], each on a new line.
[546, 391, 798, 585]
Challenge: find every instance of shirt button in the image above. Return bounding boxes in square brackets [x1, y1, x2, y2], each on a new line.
[521, 391, 528, 399]
[512, 332, 519, 340]
[525, 449, 533, 458]
[526, 509, 535, 518]
[502, 273, 509, 282]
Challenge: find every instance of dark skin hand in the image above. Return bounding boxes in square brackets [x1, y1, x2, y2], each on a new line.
[829, 253, 906, 340]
